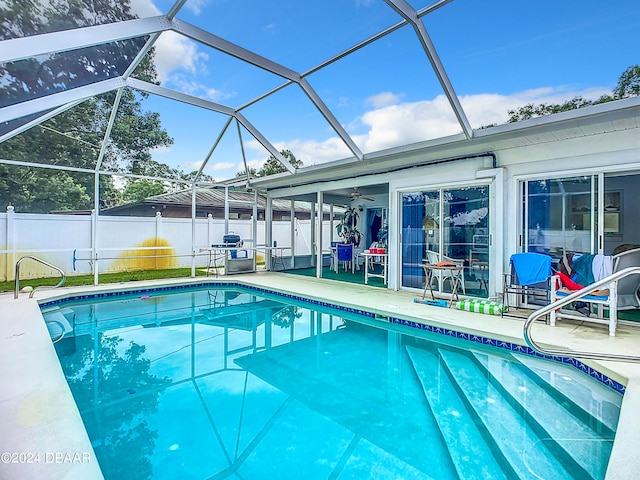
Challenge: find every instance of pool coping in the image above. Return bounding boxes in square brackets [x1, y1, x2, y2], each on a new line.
[3, 273, 640, 479]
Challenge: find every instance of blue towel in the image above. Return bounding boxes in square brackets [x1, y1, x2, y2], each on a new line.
[510, 253, 551, 286]
[571, 254, 595, 286]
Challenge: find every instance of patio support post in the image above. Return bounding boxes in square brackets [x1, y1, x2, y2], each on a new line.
[191, 183, 197, 277]
[316, 191, 324, 278]
[252, 189, 258, 253]
[330, 204, 334, 243]
[310, 201, 316, 268]
[290, 200, 295, 268]
[224, 186, 230, 234]
[266, 196, 273, 270]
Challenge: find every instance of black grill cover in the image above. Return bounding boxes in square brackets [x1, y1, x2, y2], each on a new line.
[223, 234, 241, 245]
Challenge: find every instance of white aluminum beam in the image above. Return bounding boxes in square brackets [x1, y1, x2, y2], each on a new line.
[0, 158, 194, 185]
[0, 101, 83, 144]
[235, 112, 295, 174]
[171, 19, 362, 161]
[126, 78, 236, 116]
[169, 19, 301, 82]
[127, 78, 295, 174]
[0, 16, 171, 64]
[95, 88, 124, 172]
[0, 77, 126, 124]
[193, 117, 234, 183]
[166, 0, 188, 20]
[384, 0, 473, 139]
[298, 78, 363, 161]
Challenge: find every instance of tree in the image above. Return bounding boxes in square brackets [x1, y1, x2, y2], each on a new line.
[506, 65, 639, 123]
[259, 149, 303, 175]
[237, 149, 302, 178]
[0, 0, 174, 212]
[613, 65, 640, 99]
[122, 180, 166, 203]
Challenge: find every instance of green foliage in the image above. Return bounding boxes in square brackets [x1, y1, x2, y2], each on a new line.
[122, 180, 166, 203]
[271, 305, 303, 328]
[614, 65, 640, 99]
[2, 267, 207, 293]
[506, 65, 639, 123]
[336, 206, 361, 246]
[259, 149, 303, 175]
[0, 0, 175, 213]
[237, 149, 303, 178]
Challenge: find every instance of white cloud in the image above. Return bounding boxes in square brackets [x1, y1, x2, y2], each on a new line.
[365, 91, 404, 108]
[353, 85, 612, 153]
[242, 138, 351, 169]
[152, 31, 209, 84]
[150, 144, 172, 154]
[206, 161, 237, 171]
[128, 0, 161, 17]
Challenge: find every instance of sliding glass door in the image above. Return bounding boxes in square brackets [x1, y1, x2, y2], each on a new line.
[401, 186, 490, 297]
[522, 176, 598, 260]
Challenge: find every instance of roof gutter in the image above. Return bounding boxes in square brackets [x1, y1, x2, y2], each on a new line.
[260, 151, 498, 193]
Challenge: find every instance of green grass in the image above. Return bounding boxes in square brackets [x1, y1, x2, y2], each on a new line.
[2, 268, 211, 293]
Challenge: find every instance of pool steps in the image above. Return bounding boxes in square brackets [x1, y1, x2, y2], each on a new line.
[406, 345, 619, 480]
[515, 354, 621, 433]
[405, 346, 509, 480]
[470, 351, 611, 479]
[436, 349, 577, 479]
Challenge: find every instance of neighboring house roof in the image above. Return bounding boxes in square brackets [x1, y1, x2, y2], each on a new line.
[100, 187, 345, 217]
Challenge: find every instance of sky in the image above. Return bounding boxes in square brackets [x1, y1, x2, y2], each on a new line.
[125, 0, 640, 182]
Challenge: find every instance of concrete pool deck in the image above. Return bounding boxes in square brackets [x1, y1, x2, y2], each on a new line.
[2, 271, 640, 479]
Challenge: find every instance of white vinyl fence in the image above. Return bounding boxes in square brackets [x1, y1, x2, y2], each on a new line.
[1, 208, 336, 281]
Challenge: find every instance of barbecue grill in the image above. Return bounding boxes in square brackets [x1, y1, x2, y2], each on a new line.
[212, 234, 243, 249]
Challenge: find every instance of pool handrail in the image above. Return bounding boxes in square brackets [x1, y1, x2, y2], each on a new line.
[14, 255, 66, 299]
[523, 266, 640, 363]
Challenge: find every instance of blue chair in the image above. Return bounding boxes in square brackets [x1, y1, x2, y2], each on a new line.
[502, 252, 552, 317]
[336, 244, 354, 274]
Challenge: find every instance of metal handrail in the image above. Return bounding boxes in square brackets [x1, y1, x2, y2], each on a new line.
[14, 256, 66, 299]
[523, 266, 640, 362]
[46, 319, 67, 344]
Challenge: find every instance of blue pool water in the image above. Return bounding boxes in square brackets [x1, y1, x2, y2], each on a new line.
[43, 285, 622, 480]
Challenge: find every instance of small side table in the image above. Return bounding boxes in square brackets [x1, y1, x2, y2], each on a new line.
[421, 263, 464, 307]
[360, 252, 388, 285]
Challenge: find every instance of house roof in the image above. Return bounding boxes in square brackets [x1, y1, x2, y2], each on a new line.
[101, 187, 345, 215]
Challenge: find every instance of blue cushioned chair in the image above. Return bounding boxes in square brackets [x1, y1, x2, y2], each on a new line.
[336, 243, 354, 274]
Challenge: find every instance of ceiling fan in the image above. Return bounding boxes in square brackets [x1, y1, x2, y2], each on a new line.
[349, 187, 375, 202]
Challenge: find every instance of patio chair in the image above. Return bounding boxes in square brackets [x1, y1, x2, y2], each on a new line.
[329, 241, 339, 272]
[502, 252, 552, 317]
[550, 248, 640, 336]
[424, 249, 466, 294]
[336, 243, 354, 274]
[613, 247, 640, 309]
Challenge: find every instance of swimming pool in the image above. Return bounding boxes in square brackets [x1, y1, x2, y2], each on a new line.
[42, 284, 622, 480]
